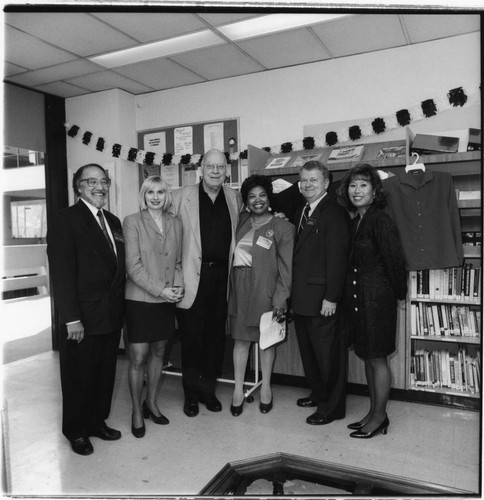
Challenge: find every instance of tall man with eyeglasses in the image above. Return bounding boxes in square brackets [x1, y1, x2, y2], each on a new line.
[171, 149, 243, 417]
[291, 161, 350, 425]
[47, 163, 125, 455]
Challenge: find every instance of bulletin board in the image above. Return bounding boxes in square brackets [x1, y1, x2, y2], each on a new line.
[137, 118, 239, 189]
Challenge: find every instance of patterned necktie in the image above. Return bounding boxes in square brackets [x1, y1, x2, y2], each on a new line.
[97, 210, 116, 257]
[298, 204, 311, 234]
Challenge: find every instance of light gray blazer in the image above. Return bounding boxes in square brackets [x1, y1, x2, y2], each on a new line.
[171, 183, 243, 309]
[124, 209, 183, 303]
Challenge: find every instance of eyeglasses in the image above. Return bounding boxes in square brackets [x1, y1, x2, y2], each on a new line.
[204, 164, 226, 171]
[79, 178, 111, 188]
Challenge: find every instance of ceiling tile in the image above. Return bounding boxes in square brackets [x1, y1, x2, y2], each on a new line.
[403, 14, 481, 43]
[312, 14, 407, 57]
[172, 44, 263, 80]
[238, 28, 330, 69]
[5, 12, 137, 57]
[115, 57, 206, 90]
[92, 12, 206, 43]
[33, 81, 89, 98]
[66, 70, 154, 94]
[5, 59, 102, 87]
[4, 25, 78, 69]
[4, 62, 28, 76]
[197, 13, 263, 26]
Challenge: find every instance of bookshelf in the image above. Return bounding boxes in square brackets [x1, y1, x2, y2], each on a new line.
[249, 130, 481, 408]
[408, 268, 481, 401]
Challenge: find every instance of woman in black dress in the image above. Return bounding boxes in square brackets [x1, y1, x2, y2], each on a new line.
[124, 176, 184, 437]
[338, 164, 407, 438]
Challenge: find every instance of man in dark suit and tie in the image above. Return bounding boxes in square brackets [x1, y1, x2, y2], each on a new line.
[291, 161, 350, 425]
[47, 163, 125, 455]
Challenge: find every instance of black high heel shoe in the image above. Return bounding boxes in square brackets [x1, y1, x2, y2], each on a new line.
[230, 399, 244, 417]
[349, 415, 389, 438]
[131, 414, 145, 438]
[142, 401, 169, 425]
[259, 399, 273, 414]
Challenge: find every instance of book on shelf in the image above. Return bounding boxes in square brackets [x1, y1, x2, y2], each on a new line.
[458, 190, 481, 201]
[327, 145, 364, 163]
[290, 153, 322, 168]
[409, 266, 481, 302]
[462, 231, 482, 247]
[411, 347, 480, 393]
[265, 156, 292, 169]
[376, 145, 406, 160]
[411, 303, 480, 338]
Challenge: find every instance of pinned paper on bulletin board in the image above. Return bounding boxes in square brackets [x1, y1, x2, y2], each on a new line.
[204, 122, 224, 152]
[143, 132, 166, 156]
[161, 163, 179, 189]
[174, 126, 193, 155]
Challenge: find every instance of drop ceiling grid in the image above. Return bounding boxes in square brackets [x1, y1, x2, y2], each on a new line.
[171, 43, 264, 80]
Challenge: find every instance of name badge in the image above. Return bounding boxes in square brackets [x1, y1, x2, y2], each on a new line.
[256, 235, 273, 250]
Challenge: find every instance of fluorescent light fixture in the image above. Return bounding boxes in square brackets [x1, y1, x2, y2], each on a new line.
[218, 13, 349, 41]
[90, 30, 224, 68]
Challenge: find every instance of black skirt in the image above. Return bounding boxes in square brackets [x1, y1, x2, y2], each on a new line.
[125, 299, 176, 343]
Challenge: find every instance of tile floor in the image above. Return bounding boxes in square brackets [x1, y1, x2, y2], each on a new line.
[2, 349, 481, 497]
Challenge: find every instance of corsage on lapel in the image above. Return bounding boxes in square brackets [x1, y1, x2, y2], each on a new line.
[113, 230, 124, 244]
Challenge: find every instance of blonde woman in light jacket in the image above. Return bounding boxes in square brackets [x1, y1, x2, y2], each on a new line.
[124, 175, 183, 438]
[228, 175, 295, 416]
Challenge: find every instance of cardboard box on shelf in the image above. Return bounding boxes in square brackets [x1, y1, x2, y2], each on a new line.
[411, 133, 459, 155]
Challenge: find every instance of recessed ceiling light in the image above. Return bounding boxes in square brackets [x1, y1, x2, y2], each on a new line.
[90, 30, 224, 69]
[217, 13, 350, 41]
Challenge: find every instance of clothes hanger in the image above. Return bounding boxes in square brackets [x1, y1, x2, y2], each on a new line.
[405, 152, 426, 173]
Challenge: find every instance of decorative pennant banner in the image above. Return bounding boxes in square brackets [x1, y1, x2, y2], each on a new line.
[65, 84, 479, 166]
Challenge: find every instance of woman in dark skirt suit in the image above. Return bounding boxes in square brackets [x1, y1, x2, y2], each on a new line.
[228, 175, 295, 416]
[337, 164, 407, 439]
[124, 175, 184, 437]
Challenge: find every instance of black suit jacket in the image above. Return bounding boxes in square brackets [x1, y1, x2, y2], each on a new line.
[291, 195, 350, 316]
[47, 200, 126, 335]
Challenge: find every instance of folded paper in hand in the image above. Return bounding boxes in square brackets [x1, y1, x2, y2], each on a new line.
[259, 311, 286, 350]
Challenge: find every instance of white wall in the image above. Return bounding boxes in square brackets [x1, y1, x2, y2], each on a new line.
[65, 89, 138, 220]
[136, 33, 480, 151]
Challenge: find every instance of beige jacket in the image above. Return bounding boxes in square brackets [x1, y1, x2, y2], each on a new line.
[124, 209, 183, 303]
[171, 183, 243, 309]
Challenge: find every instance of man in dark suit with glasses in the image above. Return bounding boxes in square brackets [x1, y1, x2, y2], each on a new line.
[47, 163, 125, 455]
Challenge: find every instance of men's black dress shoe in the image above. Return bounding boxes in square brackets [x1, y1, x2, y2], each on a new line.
[297, 397, 318, 408]
[306, 412, 344, 425]
[183, 401, 199, 417]
[70, 437, 94, 456]
[199, 395, 222, 412]
[90, 422, 121, 441]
